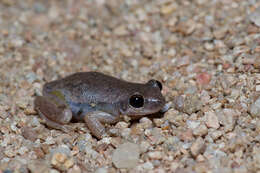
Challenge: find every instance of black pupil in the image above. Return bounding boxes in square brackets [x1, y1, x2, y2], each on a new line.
[129, 95, 144, 108]
[156, 80, 162, 90]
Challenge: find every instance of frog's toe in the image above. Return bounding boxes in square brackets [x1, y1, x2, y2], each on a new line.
[60, 108, 72, 124]
[60, 125, 74, 133]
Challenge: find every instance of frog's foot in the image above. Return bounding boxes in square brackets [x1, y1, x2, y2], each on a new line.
[38, 111, 71, 133]
[83, 111, 118, 139]
[34, 96, 73, 132]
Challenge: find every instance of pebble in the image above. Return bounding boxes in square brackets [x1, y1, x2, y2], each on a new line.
[249, 7, 260, 27]
[95, 167, 108, 173]
[21, 127, 38, 142]
[138, 161, 154, 171]
[218, 109, 239, 132]
[149, 128, 166, 145]
[253, 146, 260, 169]
[174, 95, 202, 115]
[193, 124, 208, 136]
[148, 151, 163, 160]
[196, 72, 211, 86]
[256, 85, 260, 92]
[112, 142, 140, 169]
[68, 165, 81, 173]
[50, 146, 74, 171]
[114, 25, 128, 36]
[209, 130, 223, 140]
[186, 120, 200, 129]
[179, 129, 193, 141]
[139, 117, 153, 129]
[250, 96, 260, 117]
[160, 3, 177, 15]
[115, 121, 129, 129]
[28, 160, 50, 173]
[139, 141, 151, 153]
[205, 111, 220, 129]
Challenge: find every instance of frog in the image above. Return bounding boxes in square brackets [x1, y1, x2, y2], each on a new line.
[34, 71, 166, 139]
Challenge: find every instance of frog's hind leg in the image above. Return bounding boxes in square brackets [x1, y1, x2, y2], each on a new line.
[83, 111, 119, 139]
[34, 96, 73, 132]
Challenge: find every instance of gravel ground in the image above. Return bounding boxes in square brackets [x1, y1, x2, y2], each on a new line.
[0, 0, 260, 172]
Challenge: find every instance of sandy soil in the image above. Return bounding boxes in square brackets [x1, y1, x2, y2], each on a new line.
[0, 0, 260, 172]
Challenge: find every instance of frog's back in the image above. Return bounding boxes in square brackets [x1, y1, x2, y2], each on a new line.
[43, 72, 132, 104]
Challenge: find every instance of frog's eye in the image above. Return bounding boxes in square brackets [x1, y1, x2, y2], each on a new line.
[147, 80, 163, 91]
[129, 94, 144, 108]
[155, 80, 162, 91]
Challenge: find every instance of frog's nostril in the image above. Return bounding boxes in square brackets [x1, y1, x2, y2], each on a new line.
[148, 98, 165, 106]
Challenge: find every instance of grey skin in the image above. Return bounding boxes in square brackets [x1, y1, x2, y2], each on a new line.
[34, 72, 166, 139]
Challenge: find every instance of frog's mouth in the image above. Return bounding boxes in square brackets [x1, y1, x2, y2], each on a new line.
[122, 100, 166, 117]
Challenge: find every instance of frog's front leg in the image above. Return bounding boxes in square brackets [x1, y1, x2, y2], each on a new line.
[34, 95, 73, 132]
[83, 111, 119, 139]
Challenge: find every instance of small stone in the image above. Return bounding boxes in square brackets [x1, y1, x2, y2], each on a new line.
[33, 147, 45, 159]
[49, 169, 59, 173]
[193, 124, 208, 136]
[205, 111, 220, 129]
[84, 146, 99, 159]
[204, 42, 214, 51]
[28, 160, 50, 173]
[24, 107, 37, 115]
[3, 170, 13, 173]
[139, 117, 153, 129]
[68, 165, 81, 173]
[196, 72, 211, 86]
[218, 109, 239, 132]
[0, 108, 8, 119]
[249, 7, 260, 27]
[120, 128, 131, 138]
[114, 25, 128, 36]
[167, 48, 176, 57]
[148, 151, 163, 160]
[167, 35, 178, 45]
[160, 3, 178, 15]
[21, 127, 38, 142]
[174, 95, 202, 115]
[112, 142, 140, 169]
[153, 118, 164, 127]
[176, 56, 191, 67]
[139, 141, 151, 153]
[17, 146, 29, 155]
[115, 121, 129, 129]
[170, 162, 180, 172]
[250, 96, 260, 117]
[148, 128, 166, 145]
[4, 147, 16, 158]
[190, 137, 206, 157]
[26, 72, 38, 83]
[186, 120, 200, 129]
[179, 129, 193, 141]
[253, 146, 260, 169]
[16, 99, 28, 109]
[256, 85, 260, 92]
[139, 161, 154, 170]
[120, 47, 133, 57]
[196, 155, 205, 162]
[50, 146, 74, 171]
[95, 167, 107, 173]
[174, 20, 196, 35]
[209, 130, 223, 140]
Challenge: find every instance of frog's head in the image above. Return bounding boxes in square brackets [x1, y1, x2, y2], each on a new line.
[119, 79, 166, 118]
